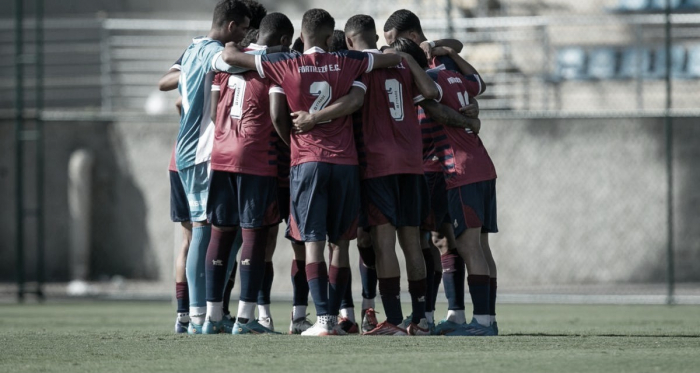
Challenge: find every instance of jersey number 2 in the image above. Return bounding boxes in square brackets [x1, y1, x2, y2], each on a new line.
[309, 81, 332, 113]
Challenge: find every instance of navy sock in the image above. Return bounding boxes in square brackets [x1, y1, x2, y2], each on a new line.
[238, 228, 268, 302]
[291, 260, 309, 306]
[222, 265, 236, 315]
[205, 229, 237, 302]
[185, 225, 210, 309]
[441, 250, 465, 310]
[422, 249, 435, 312]
[257, 261, 274, 305]
[357, 245, 376, 268]
[489, 277, 497, 318]
[176, 282, 188, 314]
[359, 255, 377, 300]
[378, 277, 402, 325]
[408, 279, 427, 324]
[306, 262, 329, 316]
[431, 271, 442, 312]
[340, 272, 354, 310]
[467, 275, 491, 316]
[329, 265, 351, 315]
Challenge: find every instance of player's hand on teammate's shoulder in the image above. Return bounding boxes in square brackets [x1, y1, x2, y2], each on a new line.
[420, 41, 434, 59]
[291, 111, 317, 133]
[431, 46, 454, 57]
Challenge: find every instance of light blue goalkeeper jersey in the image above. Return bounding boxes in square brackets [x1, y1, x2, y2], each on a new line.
[176, 37, 225, 170]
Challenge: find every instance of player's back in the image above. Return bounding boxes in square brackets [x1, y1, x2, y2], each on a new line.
[176, 37, 223, 169]
[358, 54, 423, 179]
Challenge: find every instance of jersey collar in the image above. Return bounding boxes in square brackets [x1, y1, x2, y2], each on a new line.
[247, 43, 267, 51]
[303, 46, 326, 54]
[362, 48, 381, 54]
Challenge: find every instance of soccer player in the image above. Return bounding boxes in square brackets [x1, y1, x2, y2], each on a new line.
[391, 38, 496, 336]
[338, 14, 440, 336]
[175, 0, 251, 334]
[221, 8, 403, 336]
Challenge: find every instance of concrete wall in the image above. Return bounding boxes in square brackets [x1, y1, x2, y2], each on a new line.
[2, 116, 698, 288]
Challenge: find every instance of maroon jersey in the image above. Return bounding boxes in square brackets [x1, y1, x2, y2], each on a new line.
[210, 47, 283, 176]
[430, 66, 495, 189]
[255, 47, 373, 166]
[356, 50, 425, 179]
[168, 143, 178, 171]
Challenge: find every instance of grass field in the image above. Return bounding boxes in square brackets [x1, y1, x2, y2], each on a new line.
[1, 301, 699, 373]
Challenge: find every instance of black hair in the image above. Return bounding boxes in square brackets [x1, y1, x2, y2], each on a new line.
[240, 29, 259, 47]
[242, 0, 267, 29]
[301, 8, 335, 36]
[344, 14, 375, 35]
[329, 30, 347, 52]
[292, 37, 304, 53]
[259, 12, 295, 41]
[390, 37, 428, 69]
[213, 0, 252, 28]
[383, 9, 422, 34]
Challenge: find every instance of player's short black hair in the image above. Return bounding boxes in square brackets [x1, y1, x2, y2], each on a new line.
[344, 14, 375, 35]
[241, 0, 267, 29]
[292, 37, 304, 53]
[213, 0, 252, 27]
[259, 13, 295, 41]
[329, 30, 347, 52]
[383, 9, 422, 34]
[240, 29, 259, 47]
[390, 37, 428, 69]
[301, 9, 335, 36]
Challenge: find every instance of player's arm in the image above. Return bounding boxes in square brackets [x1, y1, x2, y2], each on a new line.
[371, 53, 403, 69]
[210, 90, 220, 123]
[159, 69, 180, 91]
[460, 96, 479, 118]
[432, 47, 486, 94]
[175, 96, 182, 116]
[291, 86, 366, 133]
[220, 42, 257, 70]
[395, 53, 439, 100]
[419, 99, 481, 134]
[270, 92, 292, 146]
[421, 39, 463, 59]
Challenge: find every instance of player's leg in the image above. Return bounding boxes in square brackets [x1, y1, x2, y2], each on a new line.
[180, 163, 212, 334]
[289, 241, 312, 334]
[481, 232, 498, 335]
[257, 225, 278, 331]
[337, 242, 359, 334]
[171, 169, 192, 333]
[356, 227, 378, 332]
[232, 173, 278, 334]
[222, 231, 241, 325]
[328, 241, 352, 334]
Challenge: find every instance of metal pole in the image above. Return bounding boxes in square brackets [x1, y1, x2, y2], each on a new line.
[664, 0, 675, 305]
[35, 0, 45, 300]
[445, 0, 454, 39]
[14, 0, 25, 302]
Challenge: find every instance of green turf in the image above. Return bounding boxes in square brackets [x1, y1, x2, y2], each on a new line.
[1, 301, 699, 373]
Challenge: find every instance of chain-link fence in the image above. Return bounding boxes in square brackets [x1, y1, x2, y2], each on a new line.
[2, 0, 699, 303]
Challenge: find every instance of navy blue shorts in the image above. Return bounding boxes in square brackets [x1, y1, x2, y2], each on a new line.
[362, 174, 429, 228]
[448, 179, 498, 238]
[422, 172, 450, 232]
[206, 171, 280, 228]
[170, 170, 190, 222]
[287, 162, 360, 243]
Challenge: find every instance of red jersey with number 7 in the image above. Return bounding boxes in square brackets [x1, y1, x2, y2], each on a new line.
[255, 47, 374, 166]
[431, 66, 496, 189]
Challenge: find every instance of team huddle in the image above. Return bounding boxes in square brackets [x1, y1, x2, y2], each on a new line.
[159, 0, 498, 337]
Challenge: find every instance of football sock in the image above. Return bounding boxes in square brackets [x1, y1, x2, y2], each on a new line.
[446, 310, 466, 324]
[431, 270, 443, 312]
[422, 248, 435, 313]
[306, 262, 329, 316]
[206, 301, 223, 322]
[490, 277, 498, 323]
[205, 229, 236, 303]
[359, 251, 378, 300]
[425, 311, 434, 324]
[257, 261, 274, 305]
[292, 305, 307, 321]
[467, 274, 491, 326]
[340, 273, 354, 310]
[186, 225, 210, 322]
[177, 312, 190, 323]
[222, 261, 237, 316]
[236, 300, 256, 323]
[408, 279, 427, 324]
[357, 244, 376, 268]
[378, 276, 403, 326]
[175, 281, 189, 314]
[340, 307, 355, 323]
[441, 249, 465, 311]
[329, 265, 351, 316]
[291, 260, 309, 306]
[361, 297, 375, 312]
[258, 304, 272, 320]
[238, 228, 268, 302]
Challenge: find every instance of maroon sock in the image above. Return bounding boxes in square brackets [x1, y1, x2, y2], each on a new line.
[329, 265, 351, 315]
[176, 281, 188, 314]
[291, 259, 309, 306]
[205, 229, 237, 302]
[238, 227, 268, 302]
[306, 262, 329, 315]
[378, 276, 402, 325]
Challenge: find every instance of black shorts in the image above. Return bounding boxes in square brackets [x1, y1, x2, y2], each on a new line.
[170, 170, 190, 223]
[362, 174, 429, 228]
[421, 172, 450, 232]
[287, 162, 360, 243]
[448, 179, 498, 238]
[206, 171, 280, 228]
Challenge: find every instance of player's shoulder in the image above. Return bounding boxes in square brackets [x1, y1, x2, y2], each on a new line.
[263, 50, 299, 63]
[426, 65, 445, 81]
[332, 49, 368, 61]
